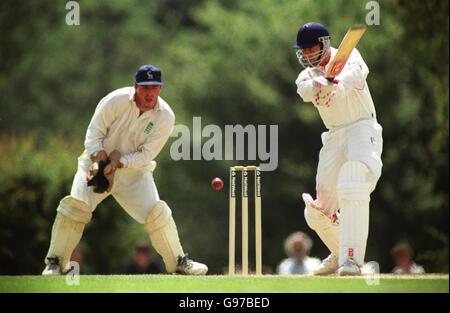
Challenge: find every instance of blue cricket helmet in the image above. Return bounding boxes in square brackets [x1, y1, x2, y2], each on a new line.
[293, 22, 331, 68]
[293, 22, 330, 49]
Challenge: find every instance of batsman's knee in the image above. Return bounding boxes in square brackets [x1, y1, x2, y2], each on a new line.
[304, 207, 333, 230]
[57, 196, 92, 224]
[303, 193, 332, 231]
[337, 161, 373, 201]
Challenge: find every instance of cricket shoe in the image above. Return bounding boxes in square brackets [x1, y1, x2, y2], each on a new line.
[312, 254, 339, 276]
[42, 256, 62, 276]
[338, 258, 361, 276]
[176, 254, 208, 275]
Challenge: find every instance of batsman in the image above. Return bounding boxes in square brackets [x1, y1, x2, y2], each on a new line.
[42, 64, 208, 275]
[293, 23, 383, 275]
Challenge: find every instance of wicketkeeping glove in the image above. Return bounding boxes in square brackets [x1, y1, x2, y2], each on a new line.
[87, 159, 111, 193]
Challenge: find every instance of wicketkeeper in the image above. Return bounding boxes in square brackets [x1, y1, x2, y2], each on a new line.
[293, 23, 383, 275]
[42, 64, 208, 275]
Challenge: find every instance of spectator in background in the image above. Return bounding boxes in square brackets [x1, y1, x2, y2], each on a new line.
[276, 231, 321, 275]
[122, 240, 164, 274]
[391, 242, 425, 274]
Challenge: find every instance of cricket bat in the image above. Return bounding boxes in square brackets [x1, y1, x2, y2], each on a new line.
[326, 25, 366, 81]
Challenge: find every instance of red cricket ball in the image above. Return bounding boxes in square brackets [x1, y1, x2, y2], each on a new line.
[211, 177, 224, 191]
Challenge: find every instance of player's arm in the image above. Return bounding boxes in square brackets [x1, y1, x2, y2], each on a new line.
[84, 95, 121, 181]
[84, 95, 119, 160]
[295, 70, 317, 102]
[333, 49, 369, 98]
[119, 114, 175, 169]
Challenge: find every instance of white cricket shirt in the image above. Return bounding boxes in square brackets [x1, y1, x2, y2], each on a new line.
[295, 48, 377, 129]
[83, 87, 175, 168]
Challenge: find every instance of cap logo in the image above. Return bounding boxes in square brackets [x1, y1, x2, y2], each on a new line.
[147, 71, 154, 79]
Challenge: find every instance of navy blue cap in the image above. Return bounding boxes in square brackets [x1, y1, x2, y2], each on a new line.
[135, 64, 164, 86]
[292, 22, 330, 49]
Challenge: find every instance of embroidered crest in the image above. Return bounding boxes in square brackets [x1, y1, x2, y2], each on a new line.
[144, 122, 154, 134]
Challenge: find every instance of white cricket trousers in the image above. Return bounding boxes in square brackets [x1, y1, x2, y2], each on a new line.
[315, 118, 383, 213]
[70, 157, 159, 224]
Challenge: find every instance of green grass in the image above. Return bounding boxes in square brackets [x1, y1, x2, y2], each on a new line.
[0, 274, 448, 293]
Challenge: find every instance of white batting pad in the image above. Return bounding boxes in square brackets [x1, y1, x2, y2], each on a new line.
[303, 193, 339, 256]
[337, 162, 372, 266]
[57, 196, 92, 224]
[145, 201, 184, 273]
[45, 197, 90, 271]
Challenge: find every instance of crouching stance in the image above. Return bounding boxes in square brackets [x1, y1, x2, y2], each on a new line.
[42, 64, 207, 275]
[292, 23, 383, 275]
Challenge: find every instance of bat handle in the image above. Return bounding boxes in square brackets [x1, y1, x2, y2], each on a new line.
[326, 77, 339, 84]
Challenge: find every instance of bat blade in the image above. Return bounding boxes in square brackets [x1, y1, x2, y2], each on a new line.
[326, 25, 366, 80]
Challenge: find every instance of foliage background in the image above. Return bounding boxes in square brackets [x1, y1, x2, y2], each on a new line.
[0, 0, 448, 274]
